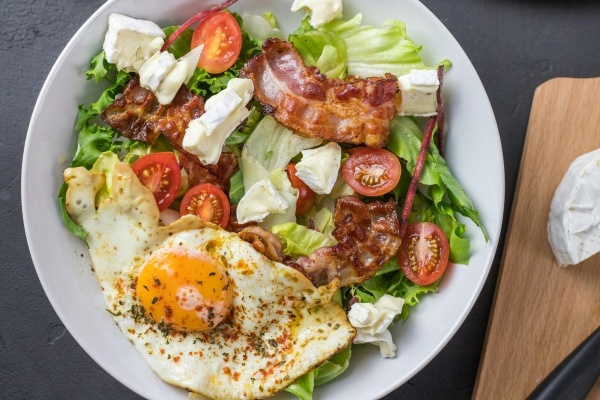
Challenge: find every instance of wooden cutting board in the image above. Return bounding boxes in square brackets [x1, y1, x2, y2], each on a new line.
[474, 78, 600, 399]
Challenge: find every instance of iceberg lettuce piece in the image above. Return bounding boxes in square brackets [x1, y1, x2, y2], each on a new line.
[290, 27, 348, 78]
[291, 13, 451, 80]
[242, 13, 284, 45]
[271, 222, 336, 257]
[285, 346, 351, 399]
[244, 115, 322, 172]
[324, 14, 450, 77]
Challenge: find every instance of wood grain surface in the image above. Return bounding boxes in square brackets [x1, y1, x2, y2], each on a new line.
[474, 78, 600, 399]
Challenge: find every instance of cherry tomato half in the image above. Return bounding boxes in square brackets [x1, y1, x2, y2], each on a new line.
[131, 152, 181, 211]
[398, 222, 449, 285]
[180, 183, 230, 228]
[191, 11, 242, 74]
[342, 148, 401, 197]
[287, 163, 317, 215]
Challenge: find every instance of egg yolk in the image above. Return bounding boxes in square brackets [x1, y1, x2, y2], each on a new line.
[136, 249, 233, 332]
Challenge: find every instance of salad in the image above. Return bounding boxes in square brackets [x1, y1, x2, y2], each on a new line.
[58, 0, 486, 398]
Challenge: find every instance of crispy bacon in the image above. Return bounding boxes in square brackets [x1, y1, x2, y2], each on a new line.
[102, 76, 204, 144]
[101, 76, 236, 191]
[240, 38, 398, 148]
[226, 205, 257, 233]
[238, 226, 284, 263]
[178, 151, 237, 192]
[294, 196, 401, 287]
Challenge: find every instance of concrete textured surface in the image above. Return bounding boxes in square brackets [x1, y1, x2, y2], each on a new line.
[2, 0, 600, 398]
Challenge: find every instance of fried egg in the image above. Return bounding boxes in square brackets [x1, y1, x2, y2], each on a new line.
[63, 163, 355, 400]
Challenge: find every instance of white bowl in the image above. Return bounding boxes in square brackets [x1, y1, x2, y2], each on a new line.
[22, 0, 504, 398]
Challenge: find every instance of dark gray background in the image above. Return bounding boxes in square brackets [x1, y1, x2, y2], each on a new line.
[3, 0, 599, 398]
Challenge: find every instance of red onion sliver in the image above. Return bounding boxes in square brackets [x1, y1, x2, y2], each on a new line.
[436, 64, 445, 157]
[399, 116, 437, 238]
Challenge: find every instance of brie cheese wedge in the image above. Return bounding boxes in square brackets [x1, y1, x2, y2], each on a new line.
[548, 148, 600, 267]
[396, 69, 439, 117]
[291, 0, 343, 28]
[294, 142, 342, 195]
[236, 179, 289, 224]
[347, 294, 404, 358]
[139, 45, 203, 105]
[102, 13, 165, 73]
[182, 78, 253, 164]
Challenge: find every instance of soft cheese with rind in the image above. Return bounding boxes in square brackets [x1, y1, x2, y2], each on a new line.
[63, 163, 355, 400]
[103, 13, 165, 73]
[548, 148, 600, 266]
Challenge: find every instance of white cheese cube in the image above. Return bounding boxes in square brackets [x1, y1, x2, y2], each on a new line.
[409, 69, 440, 91]
[236, 179, 289, 224]
[155, 46, 203, 105]
[177, 44, 204, 84]
[291, 0, 343, 28]
[347, 294, 404, 358]
[102, 13, 165, 73]
[182, 78, 253, 164]
[548, 148, 600, 266]
[139, 51, 176, 92]
[348, 294, 404, 335]
[354, 329, 396, 358]
[396, 69, 440, 117]
[294, 142, 341, 195]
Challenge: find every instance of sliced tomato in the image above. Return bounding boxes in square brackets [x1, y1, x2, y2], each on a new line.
[180, 183, 230, 228]
[398, 222, 449, 285]
[191, 11, 242, 74]
[287, 163, 317, 215]
[131, 152, 181, 211]
[342, 148, 401, 197]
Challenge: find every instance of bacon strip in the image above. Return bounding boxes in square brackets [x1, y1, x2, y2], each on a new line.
[293, 196, 401, 287]
[240, 39, 398, 148]
[178, 151, 237, 192]
[238, 226, 284, 263]
[101, 76, 236, 191]
[102, 76, 204, 144]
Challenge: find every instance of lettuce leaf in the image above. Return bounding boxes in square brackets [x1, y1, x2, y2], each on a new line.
[243, 115, 322, 172]
[290, 14, 450, 79]
[187, 12, 263, 98]
[91, 151, 120, 205]
[162, 26, 194, 59]
[224, 101, 264, 147]
[387, 116, 487, 264]
[285, 372, 314, 400]
[285, 346, 351, 400]
[58, 182, 88, 242]
[242, 13, 284, 45]
[271, 222, 336, 257]
[324, 14, 451, 77]
[86, 51, 109, 83]
[344, 257, 439, 320]
[71, 123, 121, 170]
[306, 207, 335, 236]
[60, 51, 130, 241]
[228, 169, 244, 205]
[290, 19, 348, 78]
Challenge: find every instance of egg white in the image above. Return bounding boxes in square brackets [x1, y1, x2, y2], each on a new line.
[64, 163, 355, 400]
